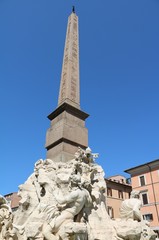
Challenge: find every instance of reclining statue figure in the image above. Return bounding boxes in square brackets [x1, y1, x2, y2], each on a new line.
[42, 174, 92, 240]
[120, 190, 142, 221]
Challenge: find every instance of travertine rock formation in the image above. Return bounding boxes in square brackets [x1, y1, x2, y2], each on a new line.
[1, 148, 156, 240]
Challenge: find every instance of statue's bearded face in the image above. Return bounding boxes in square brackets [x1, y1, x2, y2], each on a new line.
[70, 174, 81, 185]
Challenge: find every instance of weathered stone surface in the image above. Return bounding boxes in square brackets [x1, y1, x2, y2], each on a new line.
[58, 12, 80, 109]
[45, 10, 89, 162]
[45, 108, 89, 162]
[0, 148, 156, 240]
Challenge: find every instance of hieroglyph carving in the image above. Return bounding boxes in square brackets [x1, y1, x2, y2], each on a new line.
[58, 12, 80, 107]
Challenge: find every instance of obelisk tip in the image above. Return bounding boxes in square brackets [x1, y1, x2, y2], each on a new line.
[72, 6, 75, 13]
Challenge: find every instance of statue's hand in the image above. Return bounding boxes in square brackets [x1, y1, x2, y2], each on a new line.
[57, 203, 65, 211]
[143, 220, 150, 226]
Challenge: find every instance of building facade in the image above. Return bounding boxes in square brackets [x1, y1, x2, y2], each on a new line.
[125, 159, 159, 237]
[4, 192, 21, 212]
[106, 175, 132, 219]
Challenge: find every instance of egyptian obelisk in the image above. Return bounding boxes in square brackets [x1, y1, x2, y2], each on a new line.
[45, 8, 89, 162]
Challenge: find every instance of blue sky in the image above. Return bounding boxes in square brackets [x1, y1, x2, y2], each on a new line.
[0, 0, 159, 195]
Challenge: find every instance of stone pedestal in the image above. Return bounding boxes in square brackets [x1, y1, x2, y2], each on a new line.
[45, 103, 89, 162]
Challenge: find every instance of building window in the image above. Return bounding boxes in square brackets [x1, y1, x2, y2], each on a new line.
[12, 207, 19, 212]
[107, 187, 112, 197]
[118, 190, 123, 199]
[141, 192, 148, 205]
[143, 214, 153, 221]
[107, 206, 114, 219]
[139, 175, 146, 186]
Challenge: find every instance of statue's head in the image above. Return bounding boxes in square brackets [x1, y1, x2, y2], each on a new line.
[34, 159, 43, 175]
[85, 147, 92, 157]
[70, 174, 81, 186]
[130, 190, 140, 199]
[0, 195, 7, 205]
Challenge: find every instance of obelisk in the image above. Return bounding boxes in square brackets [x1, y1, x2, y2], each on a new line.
[45, 8, 89, 162]
[58, 6, 80, 109]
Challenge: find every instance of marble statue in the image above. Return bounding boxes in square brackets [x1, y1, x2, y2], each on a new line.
[0, 195, 17, 239]
[42, 174, 92, 240]
[120, 190, 142, 221]
[0, 147, 157, 240]
[113, 190, 156, 240]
